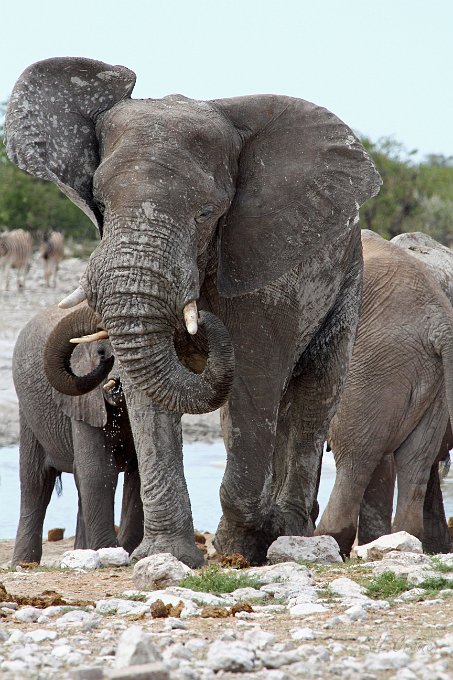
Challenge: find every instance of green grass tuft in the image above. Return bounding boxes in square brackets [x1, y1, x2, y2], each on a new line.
[418, 576, 453, 595]
[179, 564, 260, 594]
[365, 571, 411, 599]
[431, 557, 453, 574]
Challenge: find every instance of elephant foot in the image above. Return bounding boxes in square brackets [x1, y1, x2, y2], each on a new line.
[131, 536, 205, 568]
[213, 516, 277, 565]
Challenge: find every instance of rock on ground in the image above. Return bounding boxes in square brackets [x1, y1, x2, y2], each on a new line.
[267, 535, 342, 564]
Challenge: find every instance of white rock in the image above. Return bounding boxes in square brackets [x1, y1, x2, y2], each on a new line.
[25, 629, 58, 642]
[207, 640, 255, 672]
[52, 644, 74, 658]
[352, 532, 422, 560]
[288, 590, 319, 606]
[55, 610, 100, 629]
[290, 627, 316, 640]
[5, 630, 26, 645]
[267, 535, 342, 564]
[231, 587, 269, 602]
[95, 598, 149, 617]
[164, 617, 187, 630]
[289, 602, 328, 616]
[392, 669, 418, 679]
[12, 606, 41, 623]
[243, 627, 276, 649]
[133, 553, 193, 589]
[329, 577, 367, 599]
[341, 605, 368, 622]
[114, 625, 163, 668]
[1, 660, 29, 673]
[42, 605, 65, 617]
[97, 547, 131, 567]
[365, 649, 411, 670]
[258, 649, 301, 669]
[247, 562, 313, 587]
[61, 549, 101, 570]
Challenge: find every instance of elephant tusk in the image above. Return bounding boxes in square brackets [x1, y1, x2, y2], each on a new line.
[70, 330, 109, 344]
[103, 379, 117, 392]
[183, 301, 198, 335]
[58, 286, 87, 309]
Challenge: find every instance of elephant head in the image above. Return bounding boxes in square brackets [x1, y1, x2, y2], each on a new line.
[6, 57, 381, 414]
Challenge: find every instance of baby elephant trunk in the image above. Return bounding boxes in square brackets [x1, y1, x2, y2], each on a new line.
[44, 305, 114, 396]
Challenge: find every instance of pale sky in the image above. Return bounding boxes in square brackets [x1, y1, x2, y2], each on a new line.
[2, 0, 452, 159]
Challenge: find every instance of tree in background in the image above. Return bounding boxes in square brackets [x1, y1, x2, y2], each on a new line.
[360, 137, 453, 245]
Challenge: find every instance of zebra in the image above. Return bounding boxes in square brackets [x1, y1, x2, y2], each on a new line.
[0, 229, 33, 290]
[40, 230, 64, 288]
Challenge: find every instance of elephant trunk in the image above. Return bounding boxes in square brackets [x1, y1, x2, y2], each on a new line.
[86, 232, 235, 414]
[44, 305, 114, 396]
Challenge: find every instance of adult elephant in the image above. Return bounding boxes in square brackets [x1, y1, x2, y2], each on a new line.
[316, 230, 453, 554]
[12, 303, 143, 565]
[6, 57, 380, 566]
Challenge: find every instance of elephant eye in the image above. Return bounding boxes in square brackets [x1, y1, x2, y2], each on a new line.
[195, 205, 216, 223]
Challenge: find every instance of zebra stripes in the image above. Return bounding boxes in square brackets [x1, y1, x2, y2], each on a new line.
[0, 229, 33, 290]
[40, 231, 64, 288]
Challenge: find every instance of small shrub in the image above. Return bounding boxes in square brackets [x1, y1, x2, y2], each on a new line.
[418, 576, 453, 595]
[365, 571, 411, 599]
[431, 557, 453, 574]
[179, 564, 260, 594]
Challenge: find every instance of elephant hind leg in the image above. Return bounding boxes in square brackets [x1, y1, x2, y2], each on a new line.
[393, 397, 448, 543]
[13, 412, 57, 565]
[422, 457, 451, 553]
[358, 453, 396, 545]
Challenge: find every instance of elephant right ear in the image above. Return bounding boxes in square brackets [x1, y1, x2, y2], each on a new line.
[5, 57, 136, 230]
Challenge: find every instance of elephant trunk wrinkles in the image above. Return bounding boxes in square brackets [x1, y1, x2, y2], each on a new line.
[95, 257, 235, 414]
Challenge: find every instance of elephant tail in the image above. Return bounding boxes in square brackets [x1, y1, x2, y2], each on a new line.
[433, 302, 453, 433]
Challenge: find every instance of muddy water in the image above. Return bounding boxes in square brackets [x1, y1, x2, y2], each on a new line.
[1, 443, 452, 541]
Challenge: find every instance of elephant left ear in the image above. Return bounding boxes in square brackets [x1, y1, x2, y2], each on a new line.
[51, 343, 108, 428]
[211, 95, 382, 297]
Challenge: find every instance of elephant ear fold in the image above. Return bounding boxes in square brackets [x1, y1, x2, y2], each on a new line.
[211, 95, 381, 297]
[51, 344, 107, 428]
[5, 57, 136, 230]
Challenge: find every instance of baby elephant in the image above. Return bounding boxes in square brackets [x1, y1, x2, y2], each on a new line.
[12, 303, 143, 565]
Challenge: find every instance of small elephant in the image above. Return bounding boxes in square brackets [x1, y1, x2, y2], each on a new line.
[6, 57, 380, 566]
[316, 230, 453, 554]
[12, 303, 143, 566]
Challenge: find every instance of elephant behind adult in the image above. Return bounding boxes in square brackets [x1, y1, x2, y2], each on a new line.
[356, 232, 453, 552]
[316, 230, 453, 554]
[6, 57, 380, 565]
[12, 303, 143, 565]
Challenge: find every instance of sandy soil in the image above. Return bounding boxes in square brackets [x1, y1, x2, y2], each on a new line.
[0, 252, 221, 448]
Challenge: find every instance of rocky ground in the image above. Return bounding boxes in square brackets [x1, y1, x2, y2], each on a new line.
[0, 537, 452, 679]
[1, 251, 453, 679]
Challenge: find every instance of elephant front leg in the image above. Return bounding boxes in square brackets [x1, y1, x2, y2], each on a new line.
[122, 382, 204, 567]
[13, 412, 57, 565]
[212, 297, 298, 564]
[72, 421, 119, 550]
[117, 464, 144, 555]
